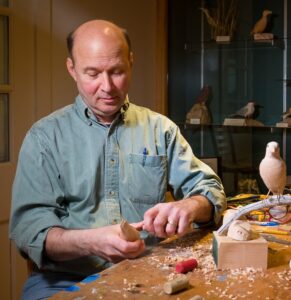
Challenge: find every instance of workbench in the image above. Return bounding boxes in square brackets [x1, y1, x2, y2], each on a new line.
[50, 229, 291, 300]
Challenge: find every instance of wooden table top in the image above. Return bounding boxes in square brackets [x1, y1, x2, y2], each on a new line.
[51, 229, 291, 300]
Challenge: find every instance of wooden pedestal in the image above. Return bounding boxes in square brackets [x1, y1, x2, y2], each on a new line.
[254, 33, 274, 41]
[212, 231, 268, 270]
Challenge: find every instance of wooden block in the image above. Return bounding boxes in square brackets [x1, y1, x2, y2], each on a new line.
[223, 118, 264, 127]
[276, 122, 290, 128]
[215, 35, 231, 43]
[212, 231, 268, 269]
[223, 118, 246, 126]
[276, 119, 291, 128]
[254, 33, 274, 41]
[188, 118, 201, 125]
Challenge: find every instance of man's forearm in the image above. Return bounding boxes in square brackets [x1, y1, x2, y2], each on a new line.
[45, 225, 146, 264]
[45, 227, 93, 261]
[187, 195, 214, 223]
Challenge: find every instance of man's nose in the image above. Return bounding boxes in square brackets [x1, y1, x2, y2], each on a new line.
[100, 73, 113, 92]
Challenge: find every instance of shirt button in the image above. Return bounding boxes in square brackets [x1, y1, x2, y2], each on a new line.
[109, 191, 115, 196]
[110, 159, 115, 164]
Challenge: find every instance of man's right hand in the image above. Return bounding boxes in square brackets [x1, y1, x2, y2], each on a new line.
[45, 225, 145, 263]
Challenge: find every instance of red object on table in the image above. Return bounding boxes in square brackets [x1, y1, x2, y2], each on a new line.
[175, 258, 198, 273]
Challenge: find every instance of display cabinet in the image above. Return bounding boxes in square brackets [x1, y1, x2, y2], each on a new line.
[168, 0, 291, 195]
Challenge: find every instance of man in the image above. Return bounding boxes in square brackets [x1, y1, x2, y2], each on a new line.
[9, 19, 226, 299]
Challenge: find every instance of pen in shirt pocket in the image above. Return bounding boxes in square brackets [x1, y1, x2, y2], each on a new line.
[142, 147, 148, 166]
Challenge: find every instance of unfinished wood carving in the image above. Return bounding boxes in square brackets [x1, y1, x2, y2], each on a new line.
[227, 220, 252, 241]
[119, 219, 140, 242]
[222, 209, 247, 226]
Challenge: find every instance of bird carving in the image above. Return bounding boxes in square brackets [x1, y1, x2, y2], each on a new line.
[186, 85, 212, 124]
[195, 85, 211, 104]
[282, 107, 291, 120]
[251, 10, 272, 35]
[230, 102, 256, 119]
[259, 141, 286, 196]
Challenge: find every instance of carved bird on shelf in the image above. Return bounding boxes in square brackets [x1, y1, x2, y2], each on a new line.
[195, 85, 211, 104]
[259, 141, 286, 196]
[251, 10, 272, 35]
[186, 85, 212, 124]
[282, 107, 291, 120]
[230, 101, 259, 119]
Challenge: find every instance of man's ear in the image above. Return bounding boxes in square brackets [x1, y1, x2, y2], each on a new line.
[66, 57, 77, 81]
[129, 52, 133, 67]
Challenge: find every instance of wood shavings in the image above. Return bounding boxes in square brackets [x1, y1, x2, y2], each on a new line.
[123, 282, 143, 293]
[48, 230, 290, 300]
[110, 290, 121, 294]
[188, 295, 204, 300]
[163, 233, 289, 299]
[276, 269, 291, 281]
[122, 280, 146, 295]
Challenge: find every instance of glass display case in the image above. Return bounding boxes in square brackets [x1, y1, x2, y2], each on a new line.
[168, 0, 291, 195]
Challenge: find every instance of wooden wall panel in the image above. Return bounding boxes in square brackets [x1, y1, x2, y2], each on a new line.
[0, 224, 11, 300]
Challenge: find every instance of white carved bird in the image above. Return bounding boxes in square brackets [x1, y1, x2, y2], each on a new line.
[251, 10, 272, 35]
[230, 102, 256, 118]
[259, 141, 286, 195]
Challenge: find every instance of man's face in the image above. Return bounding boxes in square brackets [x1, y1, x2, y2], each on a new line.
[67, 34, 132, 124]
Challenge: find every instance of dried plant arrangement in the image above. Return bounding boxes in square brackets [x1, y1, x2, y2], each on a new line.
[200, 0, 238, 41]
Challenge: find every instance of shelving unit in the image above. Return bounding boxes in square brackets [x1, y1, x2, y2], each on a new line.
[184, 38, 286, 52]
[179, 123, 289, 194]
[168, 0, 291, 195]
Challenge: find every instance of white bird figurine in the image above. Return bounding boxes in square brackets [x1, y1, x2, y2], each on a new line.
[259, 141, 286, 195]
[251, 10, 272, 35]
[230, 102, 256, 118]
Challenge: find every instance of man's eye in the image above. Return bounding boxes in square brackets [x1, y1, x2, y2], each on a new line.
[87, 73, 97, 77]
[112, 69, 123, 75]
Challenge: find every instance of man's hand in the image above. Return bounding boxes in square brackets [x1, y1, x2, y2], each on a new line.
[89, 224, 145, 262]
[142, 195, 213, 238]
[45, 224, 145, 263]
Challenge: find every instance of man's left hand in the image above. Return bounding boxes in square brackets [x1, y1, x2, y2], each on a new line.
[142, 195, 213, 238]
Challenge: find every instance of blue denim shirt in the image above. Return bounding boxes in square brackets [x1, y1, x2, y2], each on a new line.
[9, 95, 226, 275]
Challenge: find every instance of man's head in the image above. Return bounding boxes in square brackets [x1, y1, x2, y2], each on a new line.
[66, 20, 133, 124]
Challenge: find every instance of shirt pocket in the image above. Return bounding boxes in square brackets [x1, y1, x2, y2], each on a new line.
[127, 153, 167, 204]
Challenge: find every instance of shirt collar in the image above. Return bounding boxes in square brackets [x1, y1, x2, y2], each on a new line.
[74, 94, 130, 126]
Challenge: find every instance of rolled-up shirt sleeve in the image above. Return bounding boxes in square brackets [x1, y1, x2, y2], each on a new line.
[166, 123, 226, 225]
[9, 128, 66, 268]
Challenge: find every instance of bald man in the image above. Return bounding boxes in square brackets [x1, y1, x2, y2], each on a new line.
[9, 20, 226, 299]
